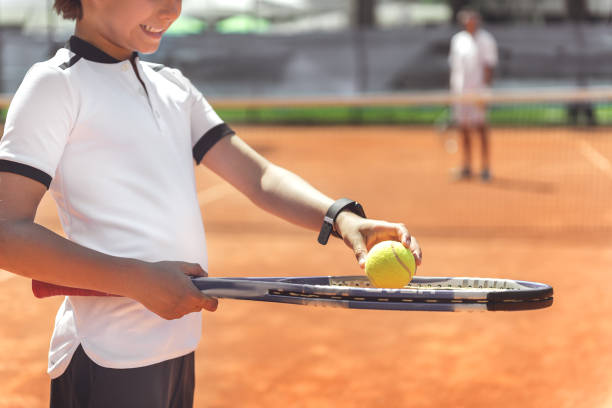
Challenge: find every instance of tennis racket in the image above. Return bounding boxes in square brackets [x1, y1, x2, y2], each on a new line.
[434, 106, 458, 154]
[32, 275, 553, 312]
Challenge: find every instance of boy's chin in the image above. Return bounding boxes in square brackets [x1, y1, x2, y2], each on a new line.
[137, 43, 162, 55]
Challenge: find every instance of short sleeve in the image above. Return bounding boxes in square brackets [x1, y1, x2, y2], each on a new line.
[449, 32, 467, 73]
[187, 79, 235, 164]
[480, 31, 498, 67]
[0, 63, 76, 188]
[153, 66, 235, 164]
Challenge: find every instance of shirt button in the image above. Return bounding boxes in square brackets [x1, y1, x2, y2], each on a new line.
[121, 63, 129, 72]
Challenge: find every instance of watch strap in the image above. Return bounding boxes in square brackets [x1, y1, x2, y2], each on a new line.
[317, 198, 366, 245]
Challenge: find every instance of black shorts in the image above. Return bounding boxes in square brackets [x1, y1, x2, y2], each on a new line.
[50, 345, 195, 408]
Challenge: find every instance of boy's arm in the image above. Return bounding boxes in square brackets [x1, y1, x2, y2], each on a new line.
[0, 173, 216, 318]
[484, 65, 494, 86]
[201, 134, 422, 267]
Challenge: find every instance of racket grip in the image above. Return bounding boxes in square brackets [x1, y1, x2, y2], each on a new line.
[32, 280, 117, 298]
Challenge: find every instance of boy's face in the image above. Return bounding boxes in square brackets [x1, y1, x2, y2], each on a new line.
[464, 15, 479, 34]
[82, 0, 181, 57]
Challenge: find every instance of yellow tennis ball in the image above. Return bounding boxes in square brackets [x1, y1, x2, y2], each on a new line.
[365, 240, 415, 289]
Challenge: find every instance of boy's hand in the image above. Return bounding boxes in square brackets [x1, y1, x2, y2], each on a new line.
[334, 212, 422, 269]
[132, 261, 218, 320]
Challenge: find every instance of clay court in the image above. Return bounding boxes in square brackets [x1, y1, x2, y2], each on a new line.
[1, 125, 611, 407]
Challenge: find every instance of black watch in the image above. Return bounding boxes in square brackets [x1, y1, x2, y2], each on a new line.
[317, 198, 366, 245]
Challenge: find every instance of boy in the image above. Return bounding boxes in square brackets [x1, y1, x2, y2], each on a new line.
[0, 0, 422, 407]
[449, 8, 498, 181]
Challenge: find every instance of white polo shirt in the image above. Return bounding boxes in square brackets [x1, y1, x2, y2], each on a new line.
[0, 36, 234, 378]
[449, 29, 498, 93]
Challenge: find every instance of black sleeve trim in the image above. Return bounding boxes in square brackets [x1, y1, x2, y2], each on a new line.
[0, 160, 52, 189]
[192, 123, 235, 164]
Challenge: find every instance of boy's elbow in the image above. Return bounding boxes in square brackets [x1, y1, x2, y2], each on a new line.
[253, 164, 293, 204]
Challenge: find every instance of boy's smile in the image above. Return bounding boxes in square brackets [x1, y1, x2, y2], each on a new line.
[140, 24, 167, 38]
[77, 0, 181, 60]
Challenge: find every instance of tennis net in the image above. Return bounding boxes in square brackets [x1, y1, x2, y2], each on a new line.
[210, 87, 612, 236]
[1, 88, 611, 236]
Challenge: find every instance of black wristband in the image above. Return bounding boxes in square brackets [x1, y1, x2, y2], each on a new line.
[317, 198, 366, 245]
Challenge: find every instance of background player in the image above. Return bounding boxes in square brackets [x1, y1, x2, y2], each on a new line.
[0, 0, 422, 406]
[449, 8, 498, 181]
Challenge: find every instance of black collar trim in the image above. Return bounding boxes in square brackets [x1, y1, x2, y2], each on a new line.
[66, 36, 139, 64]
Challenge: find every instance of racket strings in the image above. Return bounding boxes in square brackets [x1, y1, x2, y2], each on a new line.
[266, 289, 551, 304]
[328, 278, 522, 291]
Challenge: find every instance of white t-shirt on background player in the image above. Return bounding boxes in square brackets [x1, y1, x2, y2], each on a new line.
[449, 29, 498, 125]
[0, 36, 234, 379]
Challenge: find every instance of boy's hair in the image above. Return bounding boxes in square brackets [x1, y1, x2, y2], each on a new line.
[54, 0, 83, 20]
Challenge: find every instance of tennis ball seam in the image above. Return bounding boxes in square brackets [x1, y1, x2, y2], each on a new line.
[391, 243, 412, 273]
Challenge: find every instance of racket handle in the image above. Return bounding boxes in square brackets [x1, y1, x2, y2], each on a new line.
[32, 280, 117, 298]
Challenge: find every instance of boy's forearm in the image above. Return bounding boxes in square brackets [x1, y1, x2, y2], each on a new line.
[484, 65, 494, 85]
[0, 220, 146, 297]
[253, 164, 334, 231]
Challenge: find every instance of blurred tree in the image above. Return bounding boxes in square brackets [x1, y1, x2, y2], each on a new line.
[448, 0, 471, 23]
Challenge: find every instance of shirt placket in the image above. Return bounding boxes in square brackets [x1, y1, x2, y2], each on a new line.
[122, 61, 163, 131]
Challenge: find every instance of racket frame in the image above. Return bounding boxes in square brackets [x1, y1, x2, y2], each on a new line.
[191, 275, 553, 312]
[32, 275, 553, 312]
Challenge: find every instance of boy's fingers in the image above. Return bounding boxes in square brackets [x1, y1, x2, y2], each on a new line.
[187, 269, 217, 311]
[396, 223, 412, 248]
[200, 295, 218, 312]
[178, 263, 217, 312]
[356, 250, 367, 269]
[409, 236, 423, 265]
[347, 234, 368, 269]
[184, 263, 208, 277]
[392, 224, 422, 266]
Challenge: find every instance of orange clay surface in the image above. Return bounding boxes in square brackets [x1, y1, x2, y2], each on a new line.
[1, 125, 611, 408]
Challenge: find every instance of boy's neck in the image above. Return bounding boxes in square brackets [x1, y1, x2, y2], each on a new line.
[74, 23, 133, 61]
